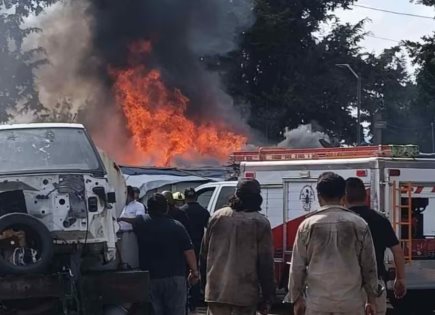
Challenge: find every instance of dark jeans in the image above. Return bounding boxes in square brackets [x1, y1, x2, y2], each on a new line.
[150, 276, 187, 315]
[188, 282, 201, 311]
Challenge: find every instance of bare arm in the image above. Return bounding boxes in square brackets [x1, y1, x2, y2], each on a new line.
[185, 249, 200, 285]
[391, 244, 407, 298]
[391, 244, 405, 280]
[184, 249, 198, 272]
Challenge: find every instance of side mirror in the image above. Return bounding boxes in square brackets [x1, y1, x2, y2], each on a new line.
[107, 192, 116, 203]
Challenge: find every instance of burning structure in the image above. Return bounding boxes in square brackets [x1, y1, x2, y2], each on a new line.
[29, 0, 254, 166]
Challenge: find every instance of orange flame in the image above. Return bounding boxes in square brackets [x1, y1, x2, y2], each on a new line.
[110, 41, 247, 166]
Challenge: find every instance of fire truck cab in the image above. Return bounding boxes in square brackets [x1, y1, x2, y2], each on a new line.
[196, 145, 435, 312]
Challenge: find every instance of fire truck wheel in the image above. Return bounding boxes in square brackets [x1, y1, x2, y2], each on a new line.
[0, 213, 53, 275]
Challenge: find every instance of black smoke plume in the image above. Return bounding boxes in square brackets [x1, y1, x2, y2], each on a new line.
[86, 0, 253, 125]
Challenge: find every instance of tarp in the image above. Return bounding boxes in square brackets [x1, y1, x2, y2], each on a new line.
[124, 174, 210, 195]
[121, 166, 230, 198]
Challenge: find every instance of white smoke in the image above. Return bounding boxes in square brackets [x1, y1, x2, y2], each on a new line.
[24, 0, 99, 117]
[278, 124, 330, 148]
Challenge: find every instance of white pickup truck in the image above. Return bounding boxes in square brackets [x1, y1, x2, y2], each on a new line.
[0, 123, 148, 315]
[195, 181, 237, 214]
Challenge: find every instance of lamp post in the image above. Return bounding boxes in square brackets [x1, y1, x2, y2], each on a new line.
[431, 122, 434, 153]
[336, 64, 362, 145]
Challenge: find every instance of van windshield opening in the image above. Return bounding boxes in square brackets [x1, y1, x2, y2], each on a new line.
[0, 128, 101, 173]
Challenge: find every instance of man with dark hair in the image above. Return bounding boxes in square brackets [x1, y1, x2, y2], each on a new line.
[181, 188, 210, 257]
[118, 193, 199, 315]
[201, 178, 275, 315]
[117, 185, 146, 268]
[181, 188, 210, 312]
[289, 172, 379, 315]
[345, 177, 406, 315]
[132, 186, 140, 201]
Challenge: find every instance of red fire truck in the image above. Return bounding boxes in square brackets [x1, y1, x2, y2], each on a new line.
[195, 145, 435, 312]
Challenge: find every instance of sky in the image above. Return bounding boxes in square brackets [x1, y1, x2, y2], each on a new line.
[331, 0, 435, 55]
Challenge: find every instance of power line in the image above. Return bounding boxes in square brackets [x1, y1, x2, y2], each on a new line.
[366, 34, 401, 43]
[353, 4, 435, 20]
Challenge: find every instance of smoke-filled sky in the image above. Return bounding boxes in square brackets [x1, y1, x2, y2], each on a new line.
[86, 0, 253, 124]
[22, 0, 254, 165]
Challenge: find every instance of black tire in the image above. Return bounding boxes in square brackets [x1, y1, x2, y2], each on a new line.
[0, 213, 53, 274]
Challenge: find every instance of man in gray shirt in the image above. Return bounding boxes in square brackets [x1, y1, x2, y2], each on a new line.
[289, 172, 379, 315]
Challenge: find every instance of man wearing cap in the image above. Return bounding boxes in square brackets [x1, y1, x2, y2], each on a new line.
[200, 178, 275, 315]
[181, 188, 210, 312]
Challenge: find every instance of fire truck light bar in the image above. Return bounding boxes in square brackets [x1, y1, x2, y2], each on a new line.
[230, 145, 419, 164]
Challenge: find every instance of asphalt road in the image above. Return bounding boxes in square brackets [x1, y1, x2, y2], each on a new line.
[197, 304, 400, 315]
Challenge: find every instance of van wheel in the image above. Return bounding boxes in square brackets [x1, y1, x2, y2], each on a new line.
[0, 213, 53, 274]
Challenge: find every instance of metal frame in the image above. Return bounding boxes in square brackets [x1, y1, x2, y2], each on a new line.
[282, 177, 317, 259]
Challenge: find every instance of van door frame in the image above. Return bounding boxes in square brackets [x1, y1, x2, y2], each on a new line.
[282, 177, 317, 260]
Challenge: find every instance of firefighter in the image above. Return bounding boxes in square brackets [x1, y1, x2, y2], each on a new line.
[200, 178, 275, 315]
[173, 191, 186, 208]
[345, 177, 406, 315]
[162, 191, 192, 236]
[289, 172, 379, 315]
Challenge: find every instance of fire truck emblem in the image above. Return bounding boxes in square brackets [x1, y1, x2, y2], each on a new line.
[300, 185, 315, 212]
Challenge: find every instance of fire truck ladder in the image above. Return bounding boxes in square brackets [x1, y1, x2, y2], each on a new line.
[392, 181, 413, 263]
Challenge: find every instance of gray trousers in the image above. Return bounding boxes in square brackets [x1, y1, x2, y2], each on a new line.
[150, 276, 186, 315]
[118, 231, 139, 269]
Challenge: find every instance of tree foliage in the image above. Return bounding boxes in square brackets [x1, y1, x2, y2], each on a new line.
[0, 0, 56, 120]
[220, 0, 418, 146]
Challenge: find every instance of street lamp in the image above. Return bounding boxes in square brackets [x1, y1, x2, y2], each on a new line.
[336, 64, 362, 145]
[431, 122, 434, 153]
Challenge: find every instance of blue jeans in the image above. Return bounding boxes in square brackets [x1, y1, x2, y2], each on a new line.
[150, 276, 187, 315]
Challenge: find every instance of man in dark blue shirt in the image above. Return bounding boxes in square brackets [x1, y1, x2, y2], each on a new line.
[119, 193, 199, 315]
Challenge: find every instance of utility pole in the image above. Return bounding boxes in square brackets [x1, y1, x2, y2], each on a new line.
[357, 75, 361, 145]
[336, 64, 362, 145]
[431, 122, 434, 153]
[373, 110, 386, 145]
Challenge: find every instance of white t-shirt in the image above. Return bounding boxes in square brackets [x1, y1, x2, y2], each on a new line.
[119, 200, 146, 231]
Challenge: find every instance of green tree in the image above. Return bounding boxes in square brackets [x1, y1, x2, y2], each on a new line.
[0, 0, 56, 120]
[403, 34, 435, 151]
[221, 0, 358, 143]
[220, 0, 418, 146]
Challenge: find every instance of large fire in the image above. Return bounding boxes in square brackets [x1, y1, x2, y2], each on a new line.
[110, 42, 247, 166]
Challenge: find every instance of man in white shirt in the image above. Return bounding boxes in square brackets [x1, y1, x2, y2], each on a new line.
[118, 186, 146, 268]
